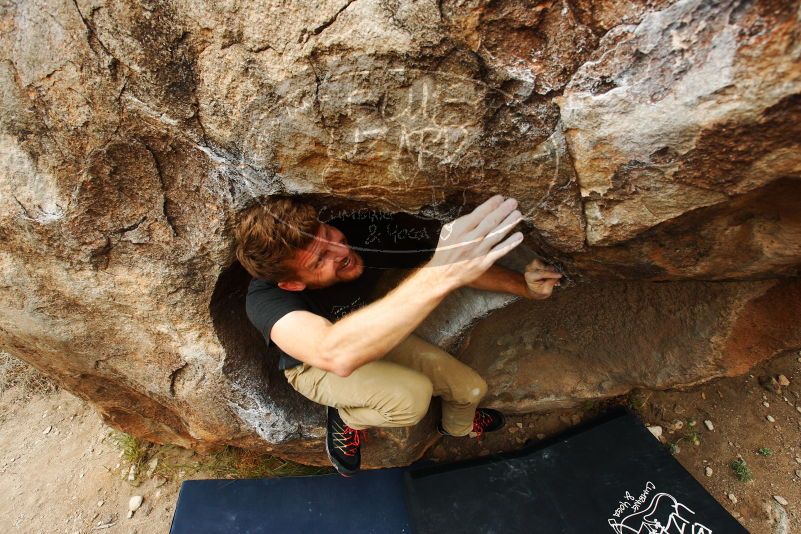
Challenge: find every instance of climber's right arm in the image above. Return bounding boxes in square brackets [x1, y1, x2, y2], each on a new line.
[269, 268, 451, 377]
[271, 194, 525, 377]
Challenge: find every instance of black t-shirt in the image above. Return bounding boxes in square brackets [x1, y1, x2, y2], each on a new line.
[245, 213, 439, 370]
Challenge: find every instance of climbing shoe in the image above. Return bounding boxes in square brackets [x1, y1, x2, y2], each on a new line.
[325, 406, 363, 476]
[437, 408, 506, 439]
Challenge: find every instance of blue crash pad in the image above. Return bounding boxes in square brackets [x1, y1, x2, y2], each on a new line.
[170, 467, 410, 534]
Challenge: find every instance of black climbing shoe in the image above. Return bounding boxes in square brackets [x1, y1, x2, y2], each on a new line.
[437, 408, 506, 439]
[326, 406, 363, 476]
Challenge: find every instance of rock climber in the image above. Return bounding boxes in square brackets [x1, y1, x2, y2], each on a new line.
[234, 194, 562, 475]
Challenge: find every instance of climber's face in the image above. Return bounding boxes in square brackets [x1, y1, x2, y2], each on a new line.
[277, 223, 364, 291]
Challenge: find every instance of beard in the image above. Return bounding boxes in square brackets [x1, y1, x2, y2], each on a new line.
[337, 250, 363, 280]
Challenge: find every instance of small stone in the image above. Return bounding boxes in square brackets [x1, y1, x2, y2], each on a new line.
[796, 406, 801, 414]
[97, 500, 104, 507]
[647, 426, 663, 439]
[43, 426, 52, 435]
[705, 466, 713, 477]
[796, 469, 801, 478]
[704, 420, 714, 431]
[127, 510, 133, 519]
[796, 457, 801, 464]
[763, 401, 770, 408]
[774, 495, 789, 506]
[536, 434, 545, 440]
[146, 458, 159, 478]
[153, 475, 167, 488]
[129, 495, 143, 512]
[515, 422, 523, 429]
[669, 420, 684, 431]
[759, 375, 782, 394]
[728, 493, 738, 504]
[767, 415, 776, 423]
[778, 375, 791, 387]
[127, 464, 137, 481]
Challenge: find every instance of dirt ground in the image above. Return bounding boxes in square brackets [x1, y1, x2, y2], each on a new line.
[1, 350, 799, 533]
[0, 384, 186, 533]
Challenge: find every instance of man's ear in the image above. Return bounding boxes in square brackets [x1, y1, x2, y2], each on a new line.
[277, 280, 306, 291]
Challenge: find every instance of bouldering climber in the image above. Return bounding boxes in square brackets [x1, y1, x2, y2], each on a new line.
[234, 195, 562, 475]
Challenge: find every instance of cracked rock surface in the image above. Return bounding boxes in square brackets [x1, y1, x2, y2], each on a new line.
[1, 0, 799, 465]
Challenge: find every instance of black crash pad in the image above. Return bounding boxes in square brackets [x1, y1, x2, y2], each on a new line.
[403, 411, 746, 534]
[170, 411, 744, 534]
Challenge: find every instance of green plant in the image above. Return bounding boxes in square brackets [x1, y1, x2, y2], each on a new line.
[151, 445, 332, 480]
[666, 442, 679, 455]
[109, 431, 150, 468]
[687, 430, 701, 446]
[626, 389, 651, 411]
[109, 431, 332, 483]
[730, 458, 753, 482]
[757, 447, 772, 457]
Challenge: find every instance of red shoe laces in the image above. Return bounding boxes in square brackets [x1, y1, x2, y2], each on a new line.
[336, 426, 367, 456]
[472, 411, 494, 439]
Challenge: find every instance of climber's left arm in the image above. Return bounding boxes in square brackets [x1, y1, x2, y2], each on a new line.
[465, 262, 561, 300]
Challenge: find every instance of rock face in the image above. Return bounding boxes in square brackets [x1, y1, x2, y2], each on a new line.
[0, 1, 799, 466]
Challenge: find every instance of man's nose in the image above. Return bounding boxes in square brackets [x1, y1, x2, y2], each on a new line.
[330, 241, 349, 261]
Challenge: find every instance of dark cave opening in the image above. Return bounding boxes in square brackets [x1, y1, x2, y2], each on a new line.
[209, 199, 444, 442]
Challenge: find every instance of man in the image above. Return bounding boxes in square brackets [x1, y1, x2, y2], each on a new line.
[235, 194, 562, 476]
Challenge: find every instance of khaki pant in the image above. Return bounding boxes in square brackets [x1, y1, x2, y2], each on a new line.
[284, 333, 488, 436]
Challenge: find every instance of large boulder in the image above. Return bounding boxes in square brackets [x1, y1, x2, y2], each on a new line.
[0, 0, 799, 466]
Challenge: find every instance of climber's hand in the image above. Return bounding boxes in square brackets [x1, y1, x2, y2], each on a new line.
[425, 195, 524, 291]
[524, 259, 562, 300]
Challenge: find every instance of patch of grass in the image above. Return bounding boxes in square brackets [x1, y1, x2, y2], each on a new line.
[626, 389, 651, 412]
[0, 352, 58, 398]
[109, 430, 150, 472]
[730, 458, 753, 482]
[109, 438, 333, 482]
[665, 442, 679, 455]
[686, 430, 701, 446]
[154, 446, 332, 480]
[757, 447, 773, 457]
